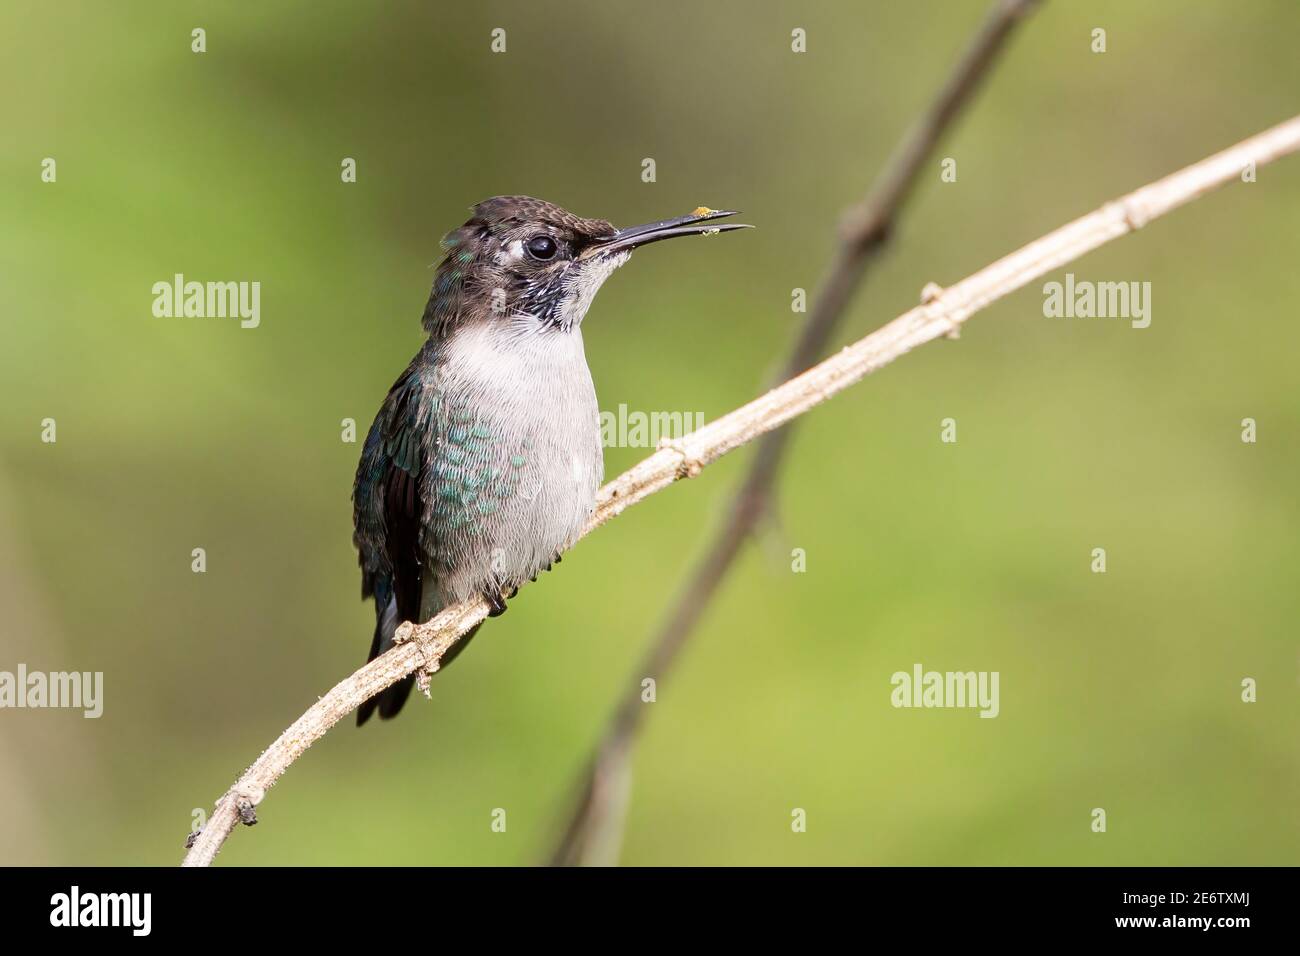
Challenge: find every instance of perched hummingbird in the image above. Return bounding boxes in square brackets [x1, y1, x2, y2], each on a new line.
[353, 196, 749, 724]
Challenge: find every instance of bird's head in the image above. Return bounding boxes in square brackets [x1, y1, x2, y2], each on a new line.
[423, 195, 749, 336]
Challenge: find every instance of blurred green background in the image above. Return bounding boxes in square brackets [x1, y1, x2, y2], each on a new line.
[2, 0, 1297, 866]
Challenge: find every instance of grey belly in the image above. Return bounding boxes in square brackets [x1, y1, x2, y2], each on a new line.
[418, 370, 603, 619]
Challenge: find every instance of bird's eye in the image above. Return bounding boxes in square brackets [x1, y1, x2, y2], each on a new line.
[525, 235, 559, 261]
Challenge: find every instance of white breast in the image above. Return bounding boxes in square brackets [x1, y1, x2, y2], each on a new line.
[427, 318, 604, 608]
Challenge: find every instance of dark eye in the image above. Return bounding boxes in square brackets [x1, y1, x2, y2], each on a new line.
[525, 235, 559, 260]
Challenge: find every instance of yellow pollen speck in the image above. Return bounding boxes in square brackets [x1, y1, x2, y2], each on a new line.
[692, 206, 715, 217]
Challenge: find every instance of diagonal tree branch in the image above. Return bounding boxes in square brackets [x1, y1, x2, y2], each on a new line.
[182, 113, 1300, 867]
[551, 0, 1041, 867]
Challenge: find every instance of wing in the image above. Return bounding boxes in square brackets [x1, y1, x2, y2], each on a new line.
[353, 354, 434, 626]
[353, 349, 442, 724]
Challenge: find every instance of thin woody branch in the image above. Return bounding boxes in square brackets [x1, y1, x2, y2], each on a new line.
[182, 113, 1300, 867]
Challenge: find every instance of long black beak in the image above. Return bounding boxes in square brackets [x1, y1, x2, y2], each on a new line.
[587, 208, 752, 256]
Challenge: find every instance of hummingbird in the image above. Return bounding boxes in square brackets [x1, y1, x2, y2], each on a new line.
[352, 196, 750, 724]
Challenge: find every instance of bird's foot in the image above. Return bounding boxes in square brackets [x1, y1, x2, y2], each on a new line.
[484, 589, 508, 617]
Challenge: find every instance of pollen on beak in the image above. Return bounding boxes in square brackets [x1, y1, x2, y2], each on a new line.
[585, 208, 753, 257]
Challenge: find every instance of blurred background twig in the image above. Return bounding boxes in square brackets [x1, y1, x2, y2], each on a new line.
[550, 0, 1041, 867]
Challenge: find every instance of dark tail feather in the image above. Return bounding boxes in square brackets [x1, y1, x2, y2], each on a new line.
[357, 596, 405, 726]
[376, 674, 415, 720]
[357, 607, 482, 726]
[437, 621, 482, 670]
